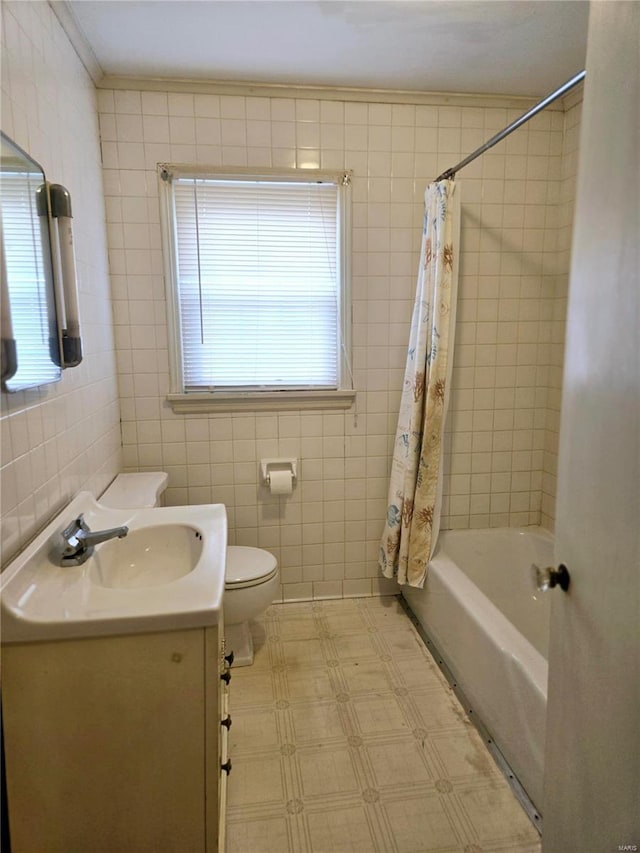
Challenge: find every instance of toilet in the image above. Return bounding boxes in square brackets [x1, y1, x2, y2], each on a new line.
[100, 472, 279, 667]
[223, 545, 279, 667]
[99, 471, 169, 508]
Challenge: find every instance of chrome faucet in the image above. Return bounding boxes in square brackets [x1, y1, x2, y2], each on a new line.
[56, 514, 129, 566]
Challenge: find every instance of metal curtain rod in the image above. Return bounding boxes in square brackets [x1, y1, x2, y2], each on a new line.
[435, 70, 586, 181]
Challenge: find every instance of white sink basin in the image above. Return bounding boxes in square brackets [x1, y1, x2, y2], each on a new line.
[1, 492, 227, 643]
[90, 524, 203, 589]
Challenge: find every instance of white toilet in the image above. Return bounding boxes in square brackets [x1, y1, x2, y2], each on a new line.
[99, 471, 169, 509]
[100, 472, 279, 667]
[223, 545, 279, 667]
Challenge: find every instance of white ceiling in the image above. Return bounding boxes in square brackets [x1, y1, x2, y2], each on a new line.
[65, 0, 589, 98]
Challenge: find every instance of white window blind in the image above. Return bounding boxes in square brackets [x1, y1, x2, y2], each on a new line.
[170, 175, 341, 391]
[1, 170, 61, 391]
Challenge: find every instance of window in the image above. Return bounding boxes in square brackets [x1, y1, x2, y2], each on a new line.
[160, 167, 354, 412]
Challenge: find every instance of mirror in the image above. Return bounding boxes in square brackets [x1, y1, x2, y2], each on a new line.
[1, 132, 62, 392]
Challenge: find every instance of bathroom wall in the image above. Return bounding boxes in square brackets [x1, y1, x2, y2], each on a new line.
[541, 94, 583, 529]
[97, 81, 580, 600]
[444, 91, 582, 535]
[0, 1, 121, 568]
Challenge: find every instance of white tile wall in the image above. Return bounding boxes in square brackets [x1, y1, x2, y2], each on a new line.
[98, 82, 581, 600]
[0, 1, 121, 567]
[541, 96, 583, 529]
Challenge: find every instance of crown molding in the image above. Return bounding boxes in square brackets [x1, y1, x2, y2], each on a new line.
[98, 74, 548, 111]
[48, 0, 104, 85]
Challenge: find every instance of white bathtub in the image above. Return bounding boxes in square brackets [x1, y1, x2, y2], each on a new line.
[402, 526, 553, 814]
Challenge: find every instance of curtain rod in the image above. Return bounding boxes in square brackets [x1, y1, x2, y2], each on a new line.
[435, 70, 586, 181]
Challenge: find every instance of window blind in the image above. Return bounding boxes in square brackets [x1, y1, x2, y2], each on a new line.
[1, 171, 60, 391]
[172, 177, 339, 390]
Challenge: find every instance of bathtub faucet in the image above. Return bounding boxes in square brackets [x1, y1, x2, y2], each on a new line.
[56, 514, 129, 566]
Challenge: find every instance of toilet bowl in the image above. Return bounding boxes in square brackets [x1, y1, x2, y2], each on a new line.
[224, 546, 279, 667]
[100, 472, 279, 667]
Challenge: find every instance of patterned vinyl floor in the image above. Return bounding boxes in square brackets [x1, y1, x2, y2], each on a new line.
[225, 596, 541, 853]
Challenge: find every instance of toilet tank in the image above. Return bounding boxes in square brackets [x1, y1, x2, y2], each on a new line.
[99, 472, 169, 509]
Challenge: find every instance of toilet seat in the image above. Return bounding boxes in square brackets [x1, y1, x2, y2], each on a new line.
[225, 546, 278, 590]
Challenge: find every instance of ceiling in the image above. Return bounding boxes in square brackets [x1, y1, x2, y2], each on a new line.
[64, 0, 589, 98]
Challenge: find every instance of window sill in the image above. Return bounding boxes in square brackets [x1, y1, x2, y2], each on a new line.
[167, 389, 357, 414]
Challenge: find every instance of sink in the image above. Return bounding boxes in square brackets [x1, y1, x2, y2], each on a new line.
[90, 524, 203, 589]
[0, 492, 227, 644]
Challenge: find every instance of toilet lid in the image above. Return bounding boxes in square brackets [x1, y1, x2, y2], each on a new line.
[225, 546, 278, 586]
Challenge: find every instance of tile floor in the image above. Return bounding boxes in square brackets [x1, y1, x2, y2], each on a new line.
[226, 596, 541, 853]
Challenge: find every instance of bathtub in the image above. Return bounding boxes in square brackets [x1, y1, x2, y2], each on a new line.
[402, 526, 553, 815]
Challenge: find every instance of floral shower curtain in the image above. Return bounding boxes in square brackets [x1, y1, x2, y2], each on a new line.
[379, 180, 459, 588]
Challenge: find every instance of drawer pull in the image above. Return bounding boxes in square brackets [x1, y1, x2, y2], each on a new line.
[220, 670, 231, 685]
[221, 759, 232, 775]
[224, 650, 235, 667]
[221, 715, 232, 729]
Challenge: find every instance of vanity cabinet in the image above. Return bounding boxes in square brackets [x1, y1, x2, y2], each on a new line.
[2, 619, 230, 852]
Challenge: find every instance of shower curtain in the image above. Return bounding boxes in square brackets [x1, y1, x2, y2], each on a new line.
[379, 180, 459, 588]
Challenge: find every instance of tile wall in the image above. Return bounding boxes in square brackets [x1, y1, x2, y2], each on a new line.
[97, 82, 581, 600]
[0, 1, 121, 567]
[541, 96, 583, 528]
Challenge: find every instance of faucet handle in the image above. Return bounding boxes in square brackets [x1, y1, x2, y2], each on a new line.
[61, 514, 89, 545]
[62, 513, 88, 533]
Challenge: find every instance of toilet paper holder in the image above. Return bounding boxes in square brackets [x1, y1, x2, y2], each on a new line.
[260, 458, 298, 485]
